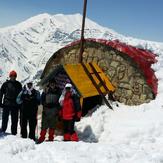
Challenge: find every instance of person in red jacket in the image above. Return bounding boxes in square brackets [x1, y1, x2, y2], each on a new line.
[59, 83, 81, 141]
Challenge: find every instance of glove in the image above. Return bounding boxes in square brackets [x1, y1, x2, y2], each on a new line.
[75, 111, 82, 122]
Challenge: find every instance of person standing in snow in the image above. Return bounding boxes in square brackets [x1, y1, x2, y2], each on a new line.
[17, 82, 40, 140]
[0, 70, 22, 135]
[59, 83, 81, 141]
[37, 79, 60, 143]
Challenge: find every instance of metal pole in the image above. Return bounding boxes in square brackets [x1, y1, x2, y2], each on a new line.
[79, 0, 87, 63]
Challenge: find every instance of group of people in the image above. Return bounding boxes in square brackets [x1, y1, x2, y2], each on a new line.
[0, 70, 82, 143]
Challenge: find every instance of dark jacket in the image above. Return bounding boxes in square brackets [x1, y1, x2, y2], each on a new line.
[40, 87, 60, 129]
[20, 87, 40, 116]
[41, 87, 60, 109]
[0, 80, 22, 107]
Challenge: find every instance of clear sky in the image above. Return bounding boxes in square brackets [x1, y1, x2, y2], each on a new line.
[0, 0, 162, 42]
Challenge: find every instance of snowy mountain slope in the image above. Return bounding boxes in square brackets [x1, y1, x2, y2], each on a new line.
[0, 13, 163, 163]
[0, 13, 163, 84]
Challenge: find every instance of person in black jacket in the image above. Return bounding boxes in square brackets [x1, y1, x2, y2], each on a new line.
[0, 70, 22, 135]
[17, 82, 40, 140]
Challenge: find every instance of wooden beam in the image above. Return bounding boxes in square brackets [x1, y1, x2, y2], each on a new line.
[79, 0, 87, 63]
[81, 63, 113, 110]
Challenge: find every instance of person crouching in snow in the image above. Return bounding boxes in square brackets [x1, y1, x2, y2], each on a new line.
[37, 80, 60, 143]
[17, 82, 40, 140]
[59, 83, 81, 141]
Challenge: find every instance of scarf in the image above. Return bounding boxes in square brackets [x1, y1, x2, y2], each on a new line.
[26, 85, 34, 95]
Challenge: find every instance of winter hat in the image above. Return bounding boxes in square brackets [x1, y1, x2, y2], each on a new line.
[9, 70, 17, 77]
[65, 83, 72, 88]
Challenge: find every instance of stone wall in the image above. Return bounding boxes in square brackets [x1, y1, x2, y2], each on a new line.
[44, 41, 154, 105]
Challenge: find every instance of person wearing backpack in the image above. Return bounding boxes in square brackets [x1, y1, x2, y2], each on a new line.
[59, 83, 81, 141]
[37, 79, 60, 143]
[17, 82, 40, 140]
[0, 70, 22, 135]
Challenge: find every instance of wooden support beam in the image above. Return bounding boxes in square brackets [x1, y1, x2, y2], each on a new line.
[81, 63, 113, 110]
[89, 62, 110, 92]
[79, 0, 87, 63]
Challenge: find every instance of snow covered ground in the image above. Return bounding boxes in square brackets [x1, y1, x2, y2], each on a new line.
[0, 101, 163, 163]
[1, 84, 163, 163]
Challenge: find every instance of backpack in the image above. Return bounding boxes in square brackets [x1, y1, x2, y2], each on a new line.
[45, 93, 58, 105]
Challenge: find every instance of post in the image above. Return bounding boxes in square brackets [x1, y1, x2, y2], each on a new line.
[79, 0, 87, 63]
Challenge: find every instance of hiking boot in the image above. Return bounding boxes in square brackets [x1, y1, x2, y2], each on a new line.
[71, 132, 79, 142]
[48, 128, 55, 141]
[64, 133, 71, 141]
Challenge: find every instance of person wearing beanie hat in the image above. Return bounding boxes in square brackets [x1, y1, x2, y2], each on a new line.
[0, 70, 22, 135]
[59, 83, 81, 142]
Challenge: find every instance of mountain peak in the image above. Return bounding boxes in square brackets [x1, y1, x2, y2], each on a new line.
[0, 13, 162, 83]
[15, 13, 52, 30]
[24, 13, 51, 23]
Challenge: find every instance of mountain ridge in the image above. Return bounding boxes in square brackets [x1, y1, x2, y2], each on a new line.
[0, 13, 162, 84]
